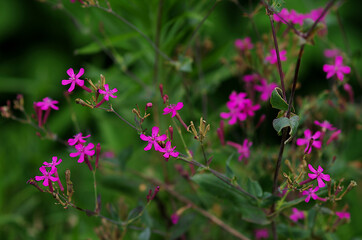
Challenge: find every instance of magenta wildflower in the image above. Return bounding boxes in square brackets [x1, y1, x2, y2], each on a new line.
[289, 9, 304, 25]
[255, 228, 269, 240]
[314, 120, 336, 132]
[163, 102, 183, 117]
[242, 73, 259, 82]
[336, 211, 351, 220]
[68, 132, 91, 146]
[326, 129, 341, 145]
[296, 129, 322, 154]
[140, 126, 167, 151]
[302, 186, 321, 203]
[273, 8, 289, 23]
[171, 213, 179, 225]
[99, 84, 118, 101]
[35, 166, 58, 187]
[324, 49, 340, 58]
[290, 208, 305, 222]
[323, 56, 351, 81]
[70, 143, 95, 163]
[234, 37, 253, 51]
[43, 156, 62, 167]
[62, 68, 85, 92]
[227, 139, 252, 162]
[36, 97, 59, 111]
[159, 141, 179, 161]
[254, 79, 278, 101]
[306, 8, 326, 22]
[265, 49, 287, 65]
[308, 164, 331, 188]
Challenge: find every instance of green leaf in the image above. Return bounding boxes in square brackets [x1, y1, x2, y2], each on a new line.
[246, 178, 263, 198]
[270, 87, 288, 111]
[138, 227, 151, 240]
[240, 204, 270, 225]
[272, 115, 300, 144]
[191, 174, 248, 205]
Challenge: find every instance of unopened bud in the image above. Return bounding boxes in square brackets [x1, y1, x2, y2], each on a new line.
[145, 102, 153, 111]
[159, 84, 164, 98]
[168, 126, 174, 141]
[27, 178, 44, 192]
[163, 94, 169, 104]
[96, 143, 101, 168]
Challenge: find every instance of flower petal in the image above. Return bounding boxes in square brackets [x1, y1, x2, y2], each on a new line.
[67, 68, 74, 77]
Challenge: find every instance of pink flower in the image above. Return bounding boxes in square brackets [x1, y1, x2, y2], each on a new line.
[227, 139, 252, 162]
[290, 208, 305, 222]
[43, 156, 62, 167]
[265, 49, 287, 65]
[255, 228, 269, 240]
[273, 8, 289, 23]
[99, 84, 118, 101]
[234, 37, 253, 51]
[302, 186, 320, 203]
[163, 102, 183, 118]
[326, 129, 341, 145]
[36, 97, 59, 111]
[159, 141, 179, 160]
[140, 126, 167, 151]
[171, 213, 179, 225]
[35, 166, 58, 186]
[336, 211, 351, 220]
[306, 8, 325, 22]
[289, 9, 304, 25]
[254, 79, 278, 101]
[296, 129, 322, 154]
[70, 143, 95, 163]
[324, 49, 340, 58]
[308, 164, 331, 188]
[242, 73, 259, 82]
[228, 92, 247, 108]
[323, 56, 351, 81]
[68, 133, 91, 146]
[62, 68, 85, 92]
[314, 120, 336, 132]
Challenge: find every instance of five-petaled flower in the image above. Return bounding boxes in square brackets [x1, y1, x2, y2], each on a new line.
[290, 208, 305, 222]
[323, 56, 351, 81]
[70, 143, 95, 163]
[35, 166, 58, 186]
[62, 68, 85, 92]
[234, 37, 253, 51]
[163, 102, 183, 118]
[314, 120, 336, 132]
[140, 126, 167, 151]
[302, 186, 323, 203]
[296, 129, 322, 154]
[308, 164, 331, 188]
[227, 139, 252, 163]
[265, 49, 287, 65]
[159, 141, 179, 161]
[36, 97, 59, 111]
[43, 156, 62, 167]
[99, 84, 118, 101]
[68, 133, 91, 146]
[254, 79, 278, 101]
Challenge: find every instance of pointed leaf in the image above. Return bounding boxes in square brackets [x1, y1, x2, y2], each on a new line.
[270, 87, 288, 111]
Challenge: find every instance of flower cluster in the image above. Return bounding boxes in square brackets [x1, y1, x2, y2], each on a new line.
[234, 37, 253, 51]
[140, 126, 179, 161]
[34, 156, 63, 192]
[220, 91, 260, 125]
[273, 8, 326, 26]
[265, 49, 287, 65]
[68, 133, 100, 170]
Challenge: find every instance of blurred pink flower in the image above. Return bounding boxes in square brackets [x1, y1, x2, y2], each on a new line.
[70, 143, 95, 163]
[336, 211, 350, 220]
[234, 37, 253, 51]
[302, 186, 320, 203]
[308, 164, 331, 188]
[36, 97, 59, 111]
[326, 129, 341, 145]
[255, 228, 269, 240]
[242, 73, 259, 82]
[140, 126, 167, 151]
[324, 49, 340, 58]
[159, 141, 179, 161]
[163, 102, 183, 117]
[296, 129, 322, 154]
[314, 120, 336, 132]
[254, 79, 278, 101]
[290, 208, 305, 222]
[227, 139, 252, 162]
[35, 166, 58, 187]
[62, 68, 85, 92]
[289, 9, 304, 25]
[68, 133, 91, 146]
[171, 213, 179, 225]
[265, 49, 287, 65]
[273, 8, 289, 23]
[323, 56, 351, 81]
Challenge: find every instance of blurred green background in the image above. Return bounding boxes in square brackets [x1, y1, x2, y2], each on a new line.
[0, 0, 361, 239]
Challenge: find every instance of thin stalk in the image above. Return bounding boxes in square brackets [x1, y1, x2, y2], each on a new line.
[92, 171, 98, 212]
[98, 106, 139, 131]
